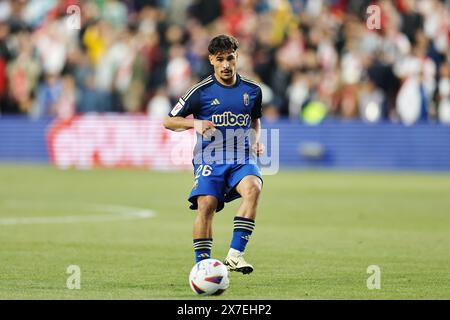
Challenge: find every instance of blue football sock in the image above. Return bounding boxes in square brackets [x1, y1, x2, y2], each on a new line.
[230, 217, 255, 253]
[193, 238, 212, 263]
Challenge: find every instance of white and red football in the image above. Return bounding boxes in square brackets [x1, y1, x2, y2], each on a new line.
[189, 259, 230, 296]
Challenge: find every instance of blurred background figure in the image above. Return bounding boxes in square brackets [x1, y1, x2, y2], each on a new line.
[437, 62, 450, 123]
[0, 0, 448, 126]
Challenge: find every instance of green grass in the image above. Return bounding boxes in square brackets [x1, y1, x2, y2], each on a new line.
[0, 165, 449, 299]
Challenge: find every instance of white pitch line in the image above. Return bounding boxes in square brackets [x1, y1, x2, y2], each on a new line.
[0, 204, 156, 226]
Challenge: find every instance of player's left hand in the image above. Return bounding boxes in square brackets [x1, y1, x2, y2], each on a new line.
[252, 142, 265, 157]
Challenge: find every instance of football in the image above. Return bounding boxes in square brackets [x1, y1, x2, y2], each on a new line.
[189, 259, 230, 296]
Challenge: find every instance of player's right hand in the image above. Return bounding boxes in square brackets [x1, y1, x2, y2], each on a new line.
[194, 120, 216, 138]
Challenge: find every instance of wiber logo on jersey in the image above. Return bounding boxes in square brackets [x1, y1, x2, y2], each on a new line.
[212, 112, 250, 127]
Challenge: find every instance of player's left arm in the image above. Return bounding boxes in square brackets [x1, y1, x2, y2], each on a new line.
[251, 80, 265, 158]
[251, 118, 265, 156]
[250, 118, 264, 156]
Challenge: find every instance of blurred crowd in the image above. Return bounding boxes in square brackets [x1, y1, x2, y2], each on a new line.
[0, 0, 449, 124]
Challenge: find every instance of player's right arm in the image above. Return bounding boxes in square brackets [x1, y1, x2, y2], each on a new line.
[163, 116, 195, 132]
[163, 78, 216, 136]
[163, 116, 216, 136]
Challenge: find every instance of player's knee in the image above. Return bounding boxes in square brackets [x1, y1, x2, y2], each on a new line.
[197, 196, 217, 216]
[241, 180, 261, 200]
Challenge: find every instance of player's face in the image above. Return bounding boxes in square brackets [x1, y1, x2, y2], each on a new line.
[209, 50, 238, 85]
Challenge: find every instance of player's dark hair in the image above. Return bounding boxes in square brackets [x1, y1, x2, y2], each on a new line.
[208, 35, 239, 55]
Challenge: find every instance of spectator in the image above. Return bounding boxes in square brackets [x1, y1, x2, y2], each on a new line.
[358, 78, 385, 123]
[7, 30, 40, 114]
[166, 44, 191, 101]
[34, 73, 62, 118]
[437, 63, 450, 123]
[77, 71, 113, 113]
[0, 0, 447, 126]
[54, 74, 76, 119]
[147, 87, 171, 118]
[0, 21, 12, 114]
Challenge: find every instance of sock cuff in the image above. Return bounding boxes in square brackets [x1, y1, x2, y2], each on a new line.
[193, 238, 213, 250]
[233, 217, 255, 232]
[193, 238, 213, 243]
[234, 216, 255, 223]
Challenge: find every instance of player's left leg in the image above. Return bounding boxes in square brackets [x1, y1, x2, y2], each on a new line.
[224, 175, 262, 274]
[235, 175, 262, 220]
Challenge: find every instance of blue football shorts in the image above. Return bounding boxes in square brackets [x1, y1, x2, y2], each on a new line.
[188, 163, 263, 212]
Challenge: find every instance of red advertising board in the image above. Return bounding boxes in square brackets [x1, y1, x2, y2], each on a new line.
[47, 114, 195, 170]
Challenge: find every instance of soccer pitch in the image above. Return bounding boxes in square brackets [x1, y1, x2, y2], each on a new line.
[0, 165, 449, 299]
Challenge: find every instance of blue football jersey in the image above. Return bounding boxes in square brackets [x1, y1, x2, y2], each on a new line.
[168, 74, 263, 164]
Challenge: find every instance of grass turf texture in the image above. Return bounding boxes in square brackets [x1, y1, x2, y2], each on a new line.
[0, 165, 449, 299]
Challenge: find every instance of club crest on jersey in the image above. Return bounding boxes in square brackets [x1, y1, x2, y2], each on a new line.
[243, 93, 249, 106]
[212, 112, 250, 127]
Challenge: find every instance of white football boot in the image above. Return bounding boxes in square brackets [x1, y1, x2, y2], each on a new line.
[224, 251, 254, 274]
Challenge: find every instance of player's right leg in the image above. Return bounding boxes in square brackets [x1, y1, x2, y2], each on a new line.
[193, 195, 217, 263]
[188, 163, 227, 263]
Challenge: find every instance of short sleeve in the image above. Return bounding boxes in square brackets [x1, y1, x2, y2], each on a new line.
[168, 90, 200, 118]
[251, 88, 263, 119]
